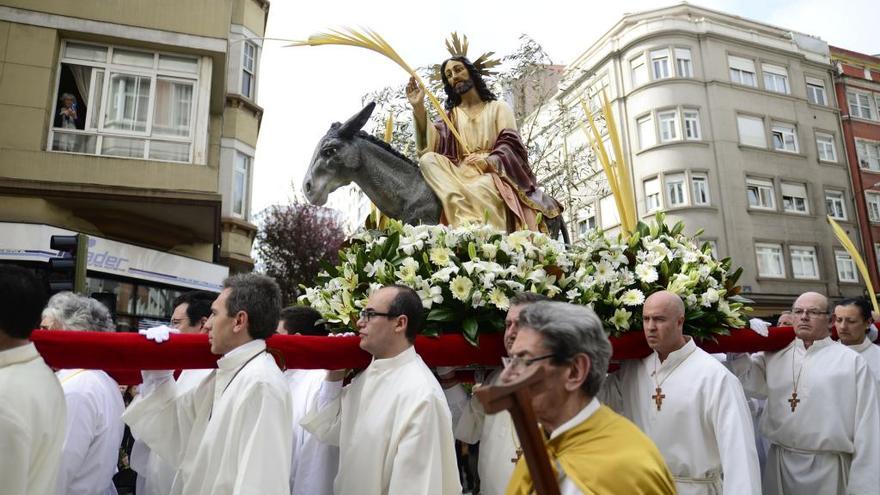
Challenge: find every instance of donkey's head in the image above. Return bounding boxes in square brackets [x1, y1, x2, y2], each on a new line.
[302, 102, 375, 205]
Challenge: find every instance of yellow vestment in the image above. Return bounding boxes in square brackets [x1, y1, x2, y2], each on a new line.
[506, 405, 675, 495]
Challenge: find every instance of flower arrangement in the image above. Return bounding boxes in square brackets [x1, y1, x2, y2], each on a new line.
[299, 213, 749, 345]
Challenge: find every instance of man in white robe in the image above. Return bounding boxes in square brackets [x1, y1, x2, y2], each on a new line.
[278, 305, 339, 495]
[600, 290, 761, 494]
[0, 265, 66, 495]
[728, 291, 880, 494]
[438, 292, 548, 495]
[123, 273, 293, 495]
[130, 291, 216, 495]
[834, 297, 880, 383]
[302, 285, 461, 495]
[41, 291, 124, 495]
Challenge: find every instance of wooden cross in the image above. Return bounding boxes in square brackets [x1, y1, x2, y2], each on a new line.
[788, 392, 800, 412]
[652, 387, 665, 411]
[475, 367, 561, 495]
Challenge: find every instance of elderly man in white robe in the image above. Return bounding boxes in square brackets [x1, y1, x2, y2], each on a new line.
[302, 285, 461, 495]
[277, 305, 339, 495]
[728, 291, 880, 494]
[123, 273, 293, 495]
[131, 290, 216, 495]
[437, 292, 547, 495]
[0, 265, 66, 495]
[41, 292, 124, 495]
[600, 290, 761, 494]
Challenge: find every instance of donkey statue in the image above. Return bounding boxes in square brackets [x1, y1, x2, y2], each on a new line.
[302, 102, 569, 243]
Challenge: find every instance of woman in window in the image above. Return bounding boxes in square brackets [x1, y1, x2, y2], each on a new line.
[54, 93, 84, 151]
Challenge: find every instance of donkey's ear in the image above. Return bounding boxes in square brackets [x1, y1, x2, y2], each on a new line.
[337, 102, 376, 139]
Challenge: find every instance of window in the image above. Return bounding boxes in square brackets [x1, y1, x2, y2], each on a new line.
[762, 63, 789, 94]
[815, 133, 837, 162]
[866, 192, 880, 222]
[651, 49, 670, 79]
[781, 183, 809, 214]
[875, 243, 880, 275]
[848, 91, 874, 120]
[242, 42, 256, 99]
[683, 110, 701, 140]
[665, 173, 687, 207]
[631, 54, 648, 87]
[806, 77, 827, 105]
[657, 111, 678, 142]
[577, 214, 596, 235]
[790, 246, 819, 279]
[675, 48, 693, 78]
[599, 195, 620, 229]
[644, 177, 661, 212]
[856, 140, 880, 171]
[49, 41, 202, 163]
[637, 115, 655, 149]
[692, 173, 710, 205]
[233, 152, 250, 218]
[729, 56, 757, 87]
[835, 250, 858, 283]
[825, 190, 846, 220]
[746, 178, 775, 210]
[771, 122, 798, 153]
[755, 243, 785, 278]
[737, 115, 766, 147]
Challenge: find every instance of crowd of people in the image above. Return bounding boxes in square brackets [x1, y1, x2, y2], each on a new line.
[2, 260, 879, 494]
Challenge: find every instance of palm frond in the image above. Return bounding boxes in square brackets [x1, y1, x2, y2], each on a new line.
[828, 216, 878, 313]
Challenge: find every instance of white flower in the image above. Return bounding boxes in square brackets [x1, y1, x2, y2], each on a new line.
[416, 285, 443, 309]
[481, 243, 498, 260]
[681, 249, 699, 264]
[450, 276, 474, 302]
[620, 289, 645, 307]
[470, 290, 486, 308]
[635, 263, 658, 283]
[611, 308, 632, 330]
[394, 257, 419, 283]
[364, 260, 383, 278]
[429, 247, 453, 267]
[700, 287, 722, 307]
[686, 294, 698, 306]
[488, 288, 510, 310]
[594, 260, 615, 283]
[431, 266, 458, 283]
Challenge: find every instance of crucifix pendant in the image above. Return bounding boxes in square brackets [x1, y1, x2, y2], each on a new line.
[510, 447, 523, 463]
[652, 387, 665, 411]
[788, 392, 800, 412]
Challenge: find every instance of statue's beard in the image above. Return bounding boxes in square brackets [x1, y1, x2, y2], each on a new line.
[453, 79, 474, 95]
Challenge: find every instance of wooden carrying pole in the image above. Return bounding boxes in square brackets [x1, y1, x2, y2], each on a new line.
[474, 367, 560, 495]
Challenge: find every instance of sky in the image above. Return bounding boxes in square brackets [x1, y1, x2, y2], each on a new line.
[252, 0, 879, 216]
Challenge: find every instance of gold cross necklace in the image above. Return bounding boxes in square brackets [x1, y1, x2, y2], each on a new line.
[651, 344, 696, 411]
[789, 348, 809, 412]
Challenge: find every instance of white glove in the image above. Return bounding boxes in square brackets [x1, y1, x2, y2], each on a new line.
[138, 325, 178, 344]
[328, 331, 357, 337]
[869, 324, 878, 343]
[436, 366, 457, 377]
[139, 370, 174, 395]
[748, 318, 770, 337]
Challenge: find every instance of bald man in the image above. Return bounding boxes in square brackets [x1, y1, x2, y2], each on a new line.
[600, 290, 761, 494]
[728, 291, 880, 494]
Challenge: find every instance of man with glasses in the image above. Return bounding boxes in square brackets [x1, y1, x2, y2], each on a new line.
[600, 290, 761, 494]
[728, 291, 880, 494]
[437, 292, 547, 495]
[301, 285, 461, 495]
[503, 300, 675, 494]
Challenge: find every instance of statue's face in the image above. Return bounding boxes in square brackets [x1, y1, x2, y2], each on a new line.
[443, 60, 474, 95]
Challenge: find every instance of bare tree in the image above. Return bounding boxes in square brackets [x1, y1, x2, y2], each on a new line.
[255, 201, 346, 305]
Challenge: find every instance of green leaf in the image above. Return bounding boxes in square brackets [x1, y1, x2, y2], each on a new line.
[468, 242, 477, 261]
[383, 231, 400, 259]
[427, 306, 458, 322]
[463, 317, 479, 346]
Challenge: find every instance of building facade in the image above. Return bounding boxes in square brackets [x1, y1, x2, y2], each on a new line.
[0, 0, 267, 328]
[538, 4, 863, 312]
[831, 47, 880, 293]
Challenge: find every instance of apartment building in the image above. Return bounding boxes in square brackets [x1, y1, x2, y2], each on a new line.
[538, 4, 862, 312]
[0, 0, 268, 329]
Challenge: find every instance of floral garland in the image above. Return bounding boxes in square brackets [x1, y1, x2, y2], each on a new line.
[300, 213, 749, 345]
